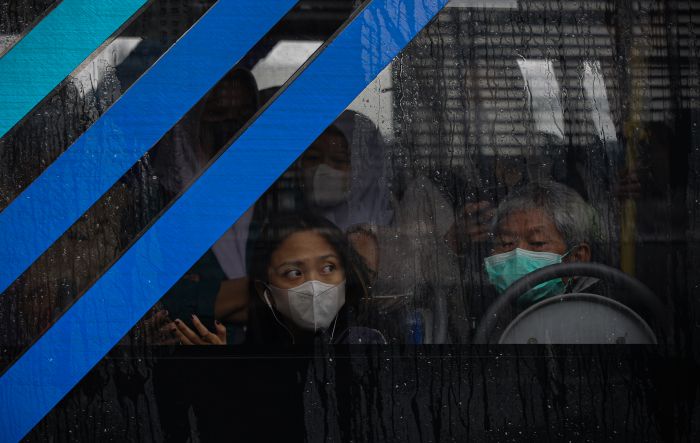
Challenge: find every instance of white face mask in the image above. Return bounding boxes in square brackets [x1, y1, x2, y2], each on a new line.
[305, 164, 350, 208]
[265, 280, 346, 332]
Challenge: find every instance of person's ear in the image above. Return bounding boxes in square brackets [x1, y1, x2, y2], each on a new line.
[568, 243, 591, 262]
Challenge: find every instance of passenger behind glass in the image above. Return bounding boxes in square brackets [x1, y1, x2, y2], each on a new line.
[152, 67, 259, 197]
[143, 68, 260, 344]
[198, 68, 258, 161]
[205, 111, 392, 326]
[156, 110, 393, 344]
[483, 180, 602, 310]
[247, 213, 385, 345]
[444, 155, 540, 255]
[356, 175, 467, 344]
[297, 110, 394, 230]
[171, 213, 386, 345]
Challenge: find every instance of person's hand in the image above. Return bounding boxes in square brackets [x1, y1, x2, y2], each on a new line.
[171, 315, 227, 345]
[444, 201, 495, 253]
[617, 169, 642, 200]
[459, 201, 495, 241]
[139, 309, 180, 345]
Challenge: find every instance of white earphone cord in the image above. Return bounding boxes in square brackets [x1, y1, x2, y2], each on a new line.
[263, 289, 296, 344]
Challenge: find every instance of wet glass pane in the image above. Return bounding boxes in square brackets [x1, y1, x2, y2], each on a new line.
[130, 0, 700, 349]
[0, 0, 57, 54]
[1, 0, 699, 440]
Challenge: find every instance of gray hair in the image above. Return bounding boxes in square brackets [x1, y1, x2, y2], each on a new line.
[493, 181, 602, 251]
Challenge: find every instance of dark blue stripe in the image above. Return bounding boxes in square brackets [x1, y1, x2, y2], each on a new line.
[0, 0, 297, 296]
[0, 0, 448, 440]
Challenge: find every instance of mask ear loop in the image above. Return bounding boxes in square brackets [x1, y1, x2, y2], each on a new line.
[561, 244, 578, 261]
[258, 281, 296, 345]
[560, 244, 582, 291]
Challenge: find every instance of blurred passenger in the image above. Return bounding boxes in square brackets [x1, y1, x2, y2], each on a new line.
[198, 68, 259, 160]
[146, 67, 260, 343]
[172, 213, 385, 344]
[484, 180, 601, 308]
[444, 156, 527, 253]
[153, 67, 259, 197]
[346, 225, 380, 280]
[299, 110, 393, 230]
[366, 174, 466, 343]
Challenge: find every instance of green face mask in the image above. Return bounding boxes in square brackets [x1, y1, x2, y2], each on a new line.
[484, 248, 568, 307]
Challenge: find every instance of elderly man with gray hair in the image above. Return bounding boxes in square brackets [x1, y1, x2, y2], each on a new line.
[484, 180, 603, 308]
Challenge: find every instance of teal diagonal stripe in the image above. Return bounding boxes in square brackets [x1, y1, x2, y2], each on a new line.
[0, 0, 148, 139]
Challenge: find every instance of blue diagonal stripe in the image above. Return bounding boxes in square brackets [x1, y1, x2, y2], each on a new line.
[0, 0, 149, 139]
[0, 0, 298, 296]
[0, 0, 448, 439]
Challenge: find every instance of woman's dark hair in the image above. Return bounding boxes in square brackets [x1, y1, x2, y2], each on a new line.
[245, 212, 372, 344]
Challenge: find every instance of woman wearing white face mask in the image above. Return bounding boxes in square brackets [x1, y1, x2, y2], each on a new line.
[173, 213, 385, 345]
[246, 213, 386, 345]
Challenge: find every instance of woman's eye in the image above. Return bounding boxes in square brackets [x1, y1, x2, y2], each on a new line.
[529, 241, 546, 248]
[321, 264, 336, 274]
[283, 269, 302, 279]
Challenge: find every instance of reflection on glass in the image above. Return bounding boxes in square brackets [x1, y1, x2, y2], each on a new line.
[516, 59, 565, 140]
[582, 60, 617, 143]
[252, 40, 324, 90]
[72, 37, 142, 98]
